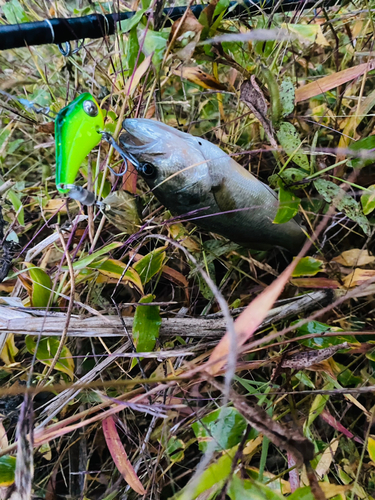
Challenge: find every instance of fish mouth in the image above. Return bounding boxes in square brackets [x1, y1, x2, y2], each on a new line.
[121, 118, 161, 152]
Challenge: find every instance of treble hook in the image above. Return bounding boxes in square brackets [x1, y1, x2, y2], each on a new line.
[101, 132, 140, 177]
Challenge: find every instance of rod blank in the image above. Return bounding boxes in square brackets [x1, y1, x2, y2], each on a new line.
[0, 0, 334, 51]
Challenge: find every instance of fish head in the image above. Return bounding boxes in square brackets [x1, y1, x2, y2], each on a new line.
[55, 93, 104, 193]
[120, 119, 213, 195]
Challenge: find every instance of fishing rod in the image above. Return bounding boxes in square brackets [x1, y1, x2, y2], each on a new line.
[0, 0, 336, 52]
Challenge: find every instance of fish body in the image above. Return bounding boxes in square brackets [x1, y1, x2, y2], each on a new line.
[120, 119, 306, 252]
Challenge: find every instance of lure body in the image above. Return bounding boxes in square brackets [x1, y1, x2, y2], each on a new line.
[120, 119, 306, 252]
[55, 93, 104, 193]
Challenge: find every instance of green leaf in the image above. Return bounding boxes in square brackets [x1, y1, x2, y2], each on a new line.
[119, 9, 146, 32]
[25, 336, 75, 379]
[289, 486, 315, 500]
[368, 437, 375, 462]
[0, 128, 11, 150]
[88, 258, 143, 292]
[361, 184, 375, 215]
[273, 182, 300, 224]
[277, 122, 311, 173]
[127, 27, 142, 75]
[292, 257, 324, 277]
[347, 136, 375, 169]
[139, 28, 168, 69]
[69, 242, 123, 271]
[314, 178, 370, 236]
[132, 294, 161, 367]
[294, 371, 315, 388]
[228, 474, 284, 500]
[213, 0, 230, 19]
[0, 455, 16, 486]
[278, 167, 308, 189]
[133, 247, 166, 285]
[166, 436, 185, 463]
[192, 407, 247, 453]
[176, 448, 236, 500]
[303, 387, 332, 431]
[280, 77, 295, 117]
[336, 363, 362, 386]
[2, 0, 29, 23]
[6, 189, 24, 226]
[283, 23, 329, 46]
[24, 264, 53, 308]
[292, 320, 357, 348]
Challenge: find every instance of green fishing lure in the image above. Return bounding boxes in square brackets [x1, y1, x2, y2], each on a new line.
[55, 93, 104, 193]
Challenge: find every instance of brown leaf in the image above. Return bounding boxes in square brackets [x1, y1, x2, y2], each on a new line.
[172, 66, 227, 91]
[36, 122, 55, 134]
[162, 266, 189, 302]
[290, 278, 340, 288]
[280, 343, 348, 370]
[295, 62, 375, 103]
[43, 199, 67, 213]
[240, 77, 278, 149]
[206, 255, 301, 375]
[169, 9, 203, 62]
[102, 416, 146, 495]
[168, 223, 201, 252]
[162, 265, 188, 288]
[124, 54, 152, 96]
[333, 249, 375, 267]
[343, 268, 375, 288]
[0, 421, 8, 449]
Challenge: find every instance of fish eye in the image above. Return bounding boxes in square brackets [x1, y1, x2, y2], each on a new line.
[83, 100, 99, 117]
[140, 162, 156, 179]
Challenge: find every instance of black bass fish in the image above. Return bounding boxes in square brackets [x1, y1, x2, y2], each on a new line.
[119, 119, 306, 252]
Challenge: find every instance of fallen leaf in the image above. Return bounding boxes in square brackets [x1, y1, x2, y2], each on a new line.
[282, 23, 330, 46]
[240, 77, 277, 148]
[279, 343, 348, 370]
[319, 482, 351, 498]
[333, 249, 375, 267]
[320, 410, 355, 440]
[36, 122, 55, 134]
[290, 278, 340, 288]
[295, 62, 375, 103]
[0, 422, 8, 450]
[42, 199, 67, 213]
[124, 54, 152, 96]
[169, 9, 203, 62]
[102, 416, 146, 495]
[172, 66, 227, 91]
[206, 256, 300, 375]
[169, 223, 201, 252]
[315, 439, 339, 479]
[343, 268, 375, 288]
[162, 266, 189, 301]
